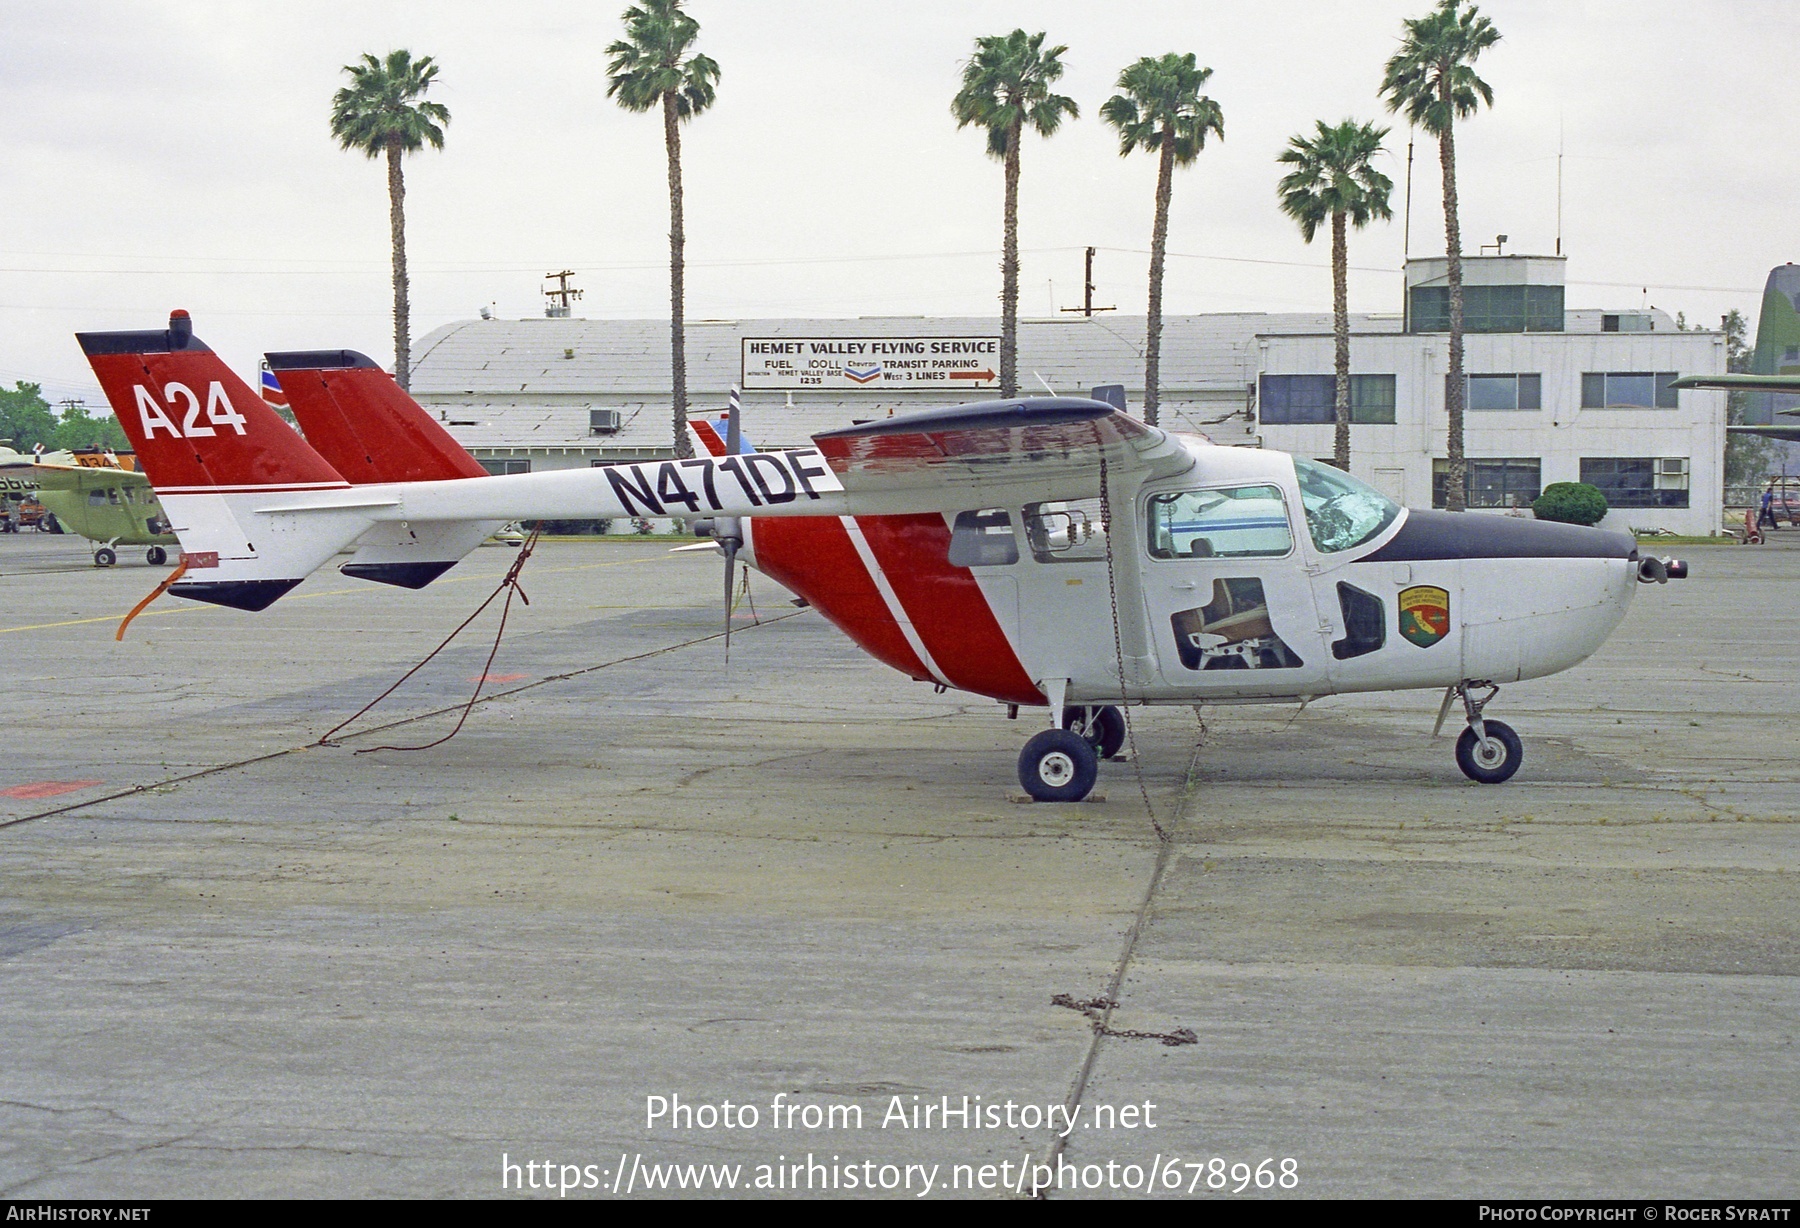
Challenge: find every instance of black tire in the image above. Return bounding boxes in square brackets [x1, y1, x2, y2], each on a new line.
[1063, 705, 1128, 759]
[93, 547, 116, 568]
[1018, 729, 1099, 803]
[42, 515, 61, 534]
[146, 546, 167, 566]
[1455, 720, 1523, 784]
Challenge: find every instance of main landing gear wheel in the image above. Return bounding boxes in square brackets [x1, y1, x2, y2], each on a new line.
[1063, 705, 1127, 759]
[1018, 728, 1099, 803]
[1455, 720, 1522, 784]
[146, 546, 167, 566]
[93, 547, 116, 568]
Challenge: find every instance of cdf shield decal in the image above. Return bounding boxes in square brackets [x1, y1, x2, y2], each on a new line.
[1398, 585, 1450, 648]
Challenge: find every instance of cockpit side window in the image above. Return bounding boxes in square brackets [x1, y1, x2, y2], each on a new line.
[1022, 498, 1108, 563]
[947, 508, 1019, 567]
[1146, 485, 1293, 560]
[1292, 457, 1401, 553]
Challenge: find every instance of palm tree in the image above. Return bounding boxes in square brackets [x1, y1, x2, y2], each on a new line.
[608, 0, 720, 459]
[1100, 53, 1222, 426]
[952, 30, 1078, 399]
[1276, 120, 1394, 470]
[1380, 0, 1499, 512]
[330, 50, 450, 392]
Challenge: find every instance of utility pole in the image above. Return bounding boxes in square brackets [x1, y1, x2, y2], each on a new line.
[1060, 247, 1115, 318]
[543, 270, 584, 318]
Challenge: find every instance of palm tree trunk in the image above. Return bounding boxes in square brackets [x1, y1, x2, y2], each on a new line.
[1439, 76, 1466, 512]
[1000, 120, 1021, 399]
[1332, 208, 1351, 470]
[1144, 132, 1175, 427]
[664, 90, 692, 459]
[386, 139, 410, 392]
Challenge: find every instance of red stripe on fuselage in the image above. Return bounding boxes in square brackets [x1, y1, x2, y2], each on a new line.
[853, 514, 1041, 706]
[747, 516, 931, 682]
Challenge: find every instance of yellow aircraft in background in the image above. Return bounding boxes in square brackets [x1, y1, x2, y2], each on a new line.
[0, 445, 177, 566]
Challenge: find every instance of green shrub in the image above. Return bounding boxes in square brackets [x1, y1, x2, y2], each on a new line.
[1532, 482, 1608, 526]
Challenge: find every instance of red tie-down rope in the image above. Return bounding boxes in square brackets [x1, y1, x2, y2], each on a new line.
[316, 527, 541, 753]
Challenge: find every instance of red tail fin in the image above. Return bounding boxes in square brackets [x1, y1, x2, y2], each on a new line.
[265, 350, 488, 484]
[78, 311, 347, 493]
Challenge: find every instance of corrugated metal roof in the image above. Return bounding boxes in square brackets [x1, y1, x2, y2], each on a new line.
[410, 312, 1395, 453]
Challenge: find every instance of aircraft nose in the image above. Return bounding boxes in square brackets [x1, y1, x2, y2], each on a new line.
[1361, 509, 1636, 563]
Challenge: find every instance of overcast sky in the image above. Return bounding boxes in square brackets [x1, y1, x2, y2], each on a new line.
[3, 0, 1794, 407]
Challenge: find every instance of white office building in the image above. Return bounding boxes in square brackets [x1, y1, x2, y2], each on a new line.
[410, 252, 1725, 535]
[1256, 255, 1726, 536]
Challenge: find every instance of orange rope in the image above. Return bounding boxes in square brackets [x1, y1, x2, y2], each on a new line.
[115, 557, 189, 641]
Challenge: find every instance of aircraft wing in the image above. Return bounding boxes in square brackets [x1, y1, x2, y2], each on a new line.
[1670, 374, 1800, 396]
[1728, 424, 1800, 442]
[811, 397, 1195, 510]
[25, 461, 153, 493]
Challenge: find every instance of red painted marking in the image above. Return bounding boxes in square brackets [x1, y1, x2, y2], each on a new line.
[748, 516, 932, 681]
[181, 551, 218, 569]
[3, 780, 103, 800]
[690, 421, 728, 457]
[280, 365, 487, 484]
[855, 514, 1041, 705]
[949, 368, 995, 380]
[471, 673, 528, 683]
[87, 347, 347, 490]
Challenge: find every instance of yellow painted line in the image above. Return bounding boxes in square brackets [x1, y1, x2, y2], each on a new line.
[0, 549, 676, 634]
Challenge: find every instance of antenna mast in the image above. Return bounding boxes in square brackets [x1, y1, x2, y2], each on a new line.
[1060, 247, 1115, 317]
[543, 270, 583, 318]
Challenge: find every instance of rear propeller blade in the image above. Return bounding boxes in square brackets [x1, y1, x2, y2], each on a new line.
[723, 536, 739, 663]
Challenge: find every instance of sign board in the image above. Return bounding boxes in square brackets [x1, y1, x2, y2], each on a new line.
[741, 336, 1000, 391]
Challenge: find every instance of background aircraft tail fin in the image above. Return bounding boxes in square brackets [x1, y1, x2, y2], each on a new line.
[265, 350, 490, 483]
[1746, 265, 1800, 427]
[265, 349, 498, 588]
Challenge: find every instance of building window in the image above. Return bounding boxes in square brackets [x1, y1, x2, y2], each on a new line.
[1579, 372, 1679, 409]
[1601, 313, 1654, 333]
[480, 458, 530, 475]
[1258, 374, 1397, 424]
[1461, 372, 1542, 411]
[1409, 284, 1565, 333]
[1579, 457, 1690, 508]
[1432, 458, 1542, 509]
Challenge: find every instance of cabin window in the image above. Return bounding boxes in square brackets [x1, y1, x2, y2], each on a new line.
[947, 509, 1019, 567]
[1023, 498, 1108, 563]
[1332, 583, 1386, 660]
[1293, 457, 1401, 552]
[88, 490, 105, 506]
[1146, 485, 1293, 560]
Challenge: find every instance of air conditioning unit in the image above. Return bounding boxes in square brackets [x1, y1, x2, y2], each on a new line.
[1655, 456, 1690, 489]
[589, 409, 622, 436]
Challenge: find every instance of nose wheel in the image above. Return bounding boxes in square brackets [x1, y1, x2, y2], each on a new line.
[1438, 681, 1524, 784]
[1018, 728, 1099, 802]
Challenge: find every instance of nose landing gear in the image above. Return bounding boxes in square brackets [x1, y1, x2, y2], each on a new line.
[1437, 681, 1523, 784]
[1063, 705, 1127, 760]
[1017, 699, 1125, 802]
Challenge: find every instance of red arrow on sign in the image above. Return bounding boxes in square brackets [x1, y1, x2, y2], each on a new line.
[950, 368, 996, 381]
